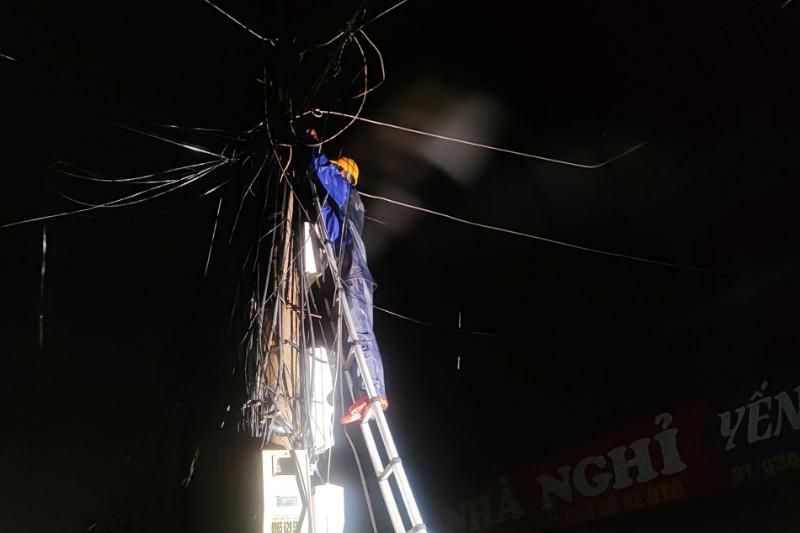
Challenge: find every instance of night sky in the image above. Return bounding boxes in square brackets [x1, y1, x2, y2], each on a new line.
[2, 1, 800, 531]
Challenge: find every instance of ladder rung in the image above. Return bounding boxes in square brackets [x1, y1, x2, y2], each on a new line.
[378, 457, 401, 482]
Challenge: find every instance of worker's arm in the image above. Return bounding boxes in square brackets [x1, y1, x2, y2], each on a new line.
[311, 147, 349, 208]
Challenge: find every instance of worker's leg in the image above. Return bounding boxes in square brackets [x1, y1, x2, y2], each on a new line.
[343, 276, 386, 398]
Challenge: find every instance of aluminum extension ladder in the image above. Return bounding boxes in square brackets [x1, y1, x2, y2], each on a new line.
[311, 197, 427, 533]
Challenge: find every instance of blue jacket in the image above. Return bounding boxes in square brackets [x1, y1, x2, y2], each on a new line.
[311, 148, 374, 283]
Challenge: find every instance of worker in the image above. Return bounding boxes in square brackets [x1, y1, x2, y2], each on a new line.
[307, 129, 388, 424]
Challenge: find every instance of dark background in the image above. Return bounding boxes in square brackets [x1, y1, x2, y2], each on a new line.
[1, 1, 799, 531]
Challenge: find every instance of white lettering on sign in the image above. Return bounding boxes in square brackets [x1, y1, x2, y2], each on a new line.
[718, 381, 800, 451]
[271, 520, 298, 533]
[608, 437, 658, 490]
[536, 413, 687, 510]
[573, 455, 611, 497]
[496, 483, 525, 523]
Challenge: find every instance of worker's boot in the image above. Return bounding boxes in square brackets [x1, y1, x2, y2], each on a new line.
[360, 396, 389, 423]
[340, 395, 388, 424]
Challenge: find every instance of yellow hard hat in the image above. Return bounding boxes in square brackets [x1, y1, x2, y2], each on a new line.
[330, 157, 359, 186]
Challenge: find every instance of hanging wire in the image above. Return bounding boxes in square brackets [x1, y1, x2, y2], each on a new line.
[721, 0, 767, 35]
[362, 0, 410, 29]
[316, 0, 410, 47]
[751, 0, 796, 38]
[302, 35, 371, 147]
[2, 119, 232, 230]
[107, 120, 232, 160]
[53, 160, 220, 184]
[359, 190, 743, 276]
[204, 197, 223, 277]
[2, 162, 227, 229]
[39, 223, 47, 350]
[352, 30, 386, 98]
[302, 109, 654, 169]
[200, 0, 277, 44]
[229, 152, 272, 242]
[245, 173, 321, 443]
[373, 304, 506, 337]
[60, 162, 225, 209]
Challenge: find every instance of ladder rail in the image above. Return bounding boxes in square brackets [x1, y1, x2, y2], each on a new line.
[344, 370, 406, 533]
[310, 194, 427, 533]
[361, 423, 407, 532]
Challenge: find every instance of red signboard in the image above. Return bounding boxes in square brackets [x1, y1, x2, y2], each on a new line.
[435, 372, 800, 532]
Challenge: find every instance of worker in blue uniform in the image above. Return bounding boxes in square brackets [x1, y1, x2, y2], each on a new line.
[307, 130, 388, 424]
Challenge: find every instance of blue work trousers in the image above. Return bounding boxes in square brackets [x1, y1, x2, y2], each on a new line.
[343, 276, 386, 398]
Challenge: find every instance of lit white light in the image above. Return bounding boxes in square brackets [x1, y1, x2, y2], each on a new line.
[312, 484, 345, 533]
[309, 347, 335, 453]
[303, 222, 320, 278]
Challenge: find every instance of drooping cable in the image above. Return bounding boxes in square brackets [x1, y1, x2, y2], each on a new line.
[359, 191, 742, 276]
[316, 0, 409, 47]
[39, 223, 47, 350]
[373, 304, 505, 337]
[304, 109, 653, 169]
[199, 0, 277, 44]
